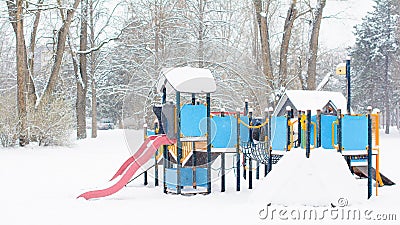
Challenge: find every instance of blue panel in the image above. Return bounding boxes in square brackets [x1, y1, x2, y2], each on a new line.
[271, 116, 287, 151]
[350, 158, 367, 164]
[321, 115, 338, 149]
[240, 116, 250, 142]
[146, 130, 155, 136]
[166, 168, 177, 189]
[181, 104, 207, 137]
[211, 116, 237, 148]
[180, 168, 193, 186]
[342, 115, 368, 150]
[195, 168, 208, 187]
[165, 168, 208, 190]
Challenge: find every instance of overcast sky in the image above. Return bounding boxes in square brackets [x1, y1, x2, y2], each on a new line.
[319, 0, 374, 49]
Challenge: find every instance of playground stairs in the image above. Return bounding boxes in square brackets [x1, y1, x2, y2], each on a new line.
[353, 166, 395, 186]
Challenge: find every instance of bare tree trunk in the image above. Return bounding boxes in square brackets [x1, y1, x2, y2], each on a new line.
[40, 0, 81, 106]
[77, 0, 88, 139]
[279, 0, 297, 88]
[198, 0, 205, 68]
[254, 0, 274, 89]
[26, 0, 44, 107]
[13, 0, 28, 146]
[306, 0, 326, 90]
[89, 0, 97, 138]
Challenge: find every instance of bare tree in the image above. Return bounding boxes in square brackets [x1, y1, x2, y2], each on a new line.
[89, 0, 97, 138]
[76, 0, 89, 139]
[253, 0, 274, 89]
[279, 0, 303, 88]
[306, 0, 326, 90]
[8, 0, 28, 146]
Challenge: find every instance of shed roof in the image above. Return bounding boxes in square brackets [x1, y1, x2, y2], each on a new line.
[274, 90, 350, 116]
[157, 67, 216, 94]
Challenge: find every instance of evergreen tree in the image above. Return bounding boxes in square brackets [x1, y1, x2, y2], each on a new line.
[352, 0, 399, 133]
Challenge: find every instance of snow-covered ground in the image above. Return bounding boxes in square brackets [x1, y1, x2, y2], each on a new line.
[0, 129, 398, 225]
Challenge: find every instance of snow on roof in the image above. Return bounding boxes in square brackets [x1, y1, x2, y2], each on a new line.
[157, 67, 216, 94]
[274, 90, 349, 115]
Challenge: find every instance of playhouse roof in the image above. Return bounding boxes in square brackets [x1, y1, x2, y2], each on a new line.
[157, 67, 216, 94]
[274, 90, 349, 115]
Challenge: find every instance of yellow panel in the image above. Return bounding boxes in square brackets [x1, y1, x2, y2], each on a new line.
[336, 63, 346, 75]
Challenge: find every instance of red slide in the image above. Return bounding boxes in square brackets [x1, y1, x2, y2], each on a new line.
[109, 135, 158, 181]
[77, 135, 175, 200]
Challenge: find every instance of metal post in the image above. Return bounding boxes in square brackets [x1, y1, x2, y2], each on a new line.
[346, 56, 351, 115]
[306, 110, 311, 158]
[267, 107, 273, 174]
[337, 109, 342, 153]
[154, 121, 159, 187]
[143, 124, 148, 185]
[248, 109, 253, 189]
[297, 111, 302, 148]
[243, 99, 248, 180]
[206, 93, 211, 194]
[221, 109, 225, 192]
[162, 87, 168, 193]
[367, 107, 373, 199]
[236, 109, 241, 191]
[176, 92, 182, 194]
[317, 109, 321, 148]
[286, 106, 291, 151]
[192, 94, 196, 189]
[263, 108, 268, 177]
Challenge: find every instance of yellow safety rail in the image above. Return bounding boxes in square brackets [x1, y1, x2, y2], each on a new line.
[371, 114, 380, 149]
[331, 120, 339, 150]
[239, 118, 269, 129]
[310, 121, 317, 149]
[155, 147, 163, 161]
[288, 119, 298, 150]
[299, 115, 317, 149]
[371, 114, 383, 195]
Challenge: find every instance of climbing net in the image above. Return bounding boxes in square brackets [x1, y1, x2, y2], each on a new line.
[240, 141, 269, 164]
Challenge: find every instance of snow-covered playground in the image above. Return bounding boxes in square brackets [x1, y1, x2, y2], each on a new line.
[0, 128, 398, 225]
